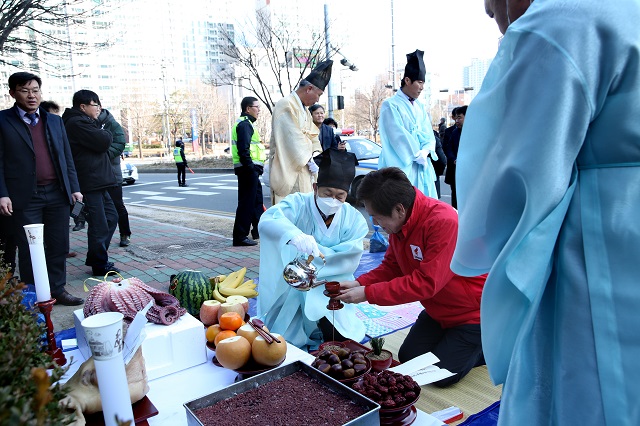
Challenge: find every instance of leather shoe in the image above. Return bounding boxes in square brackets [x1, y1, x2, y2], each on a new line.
[53, 290, 84, 306]
[233, 237, 257, 247]
[72, 221, 85, 231]
[92, 264, 120, 276]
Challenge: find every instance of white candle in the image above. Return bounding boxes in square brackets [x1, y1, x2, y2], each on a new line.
[23, 224, 51, 303]
[81, 312, 134, 426]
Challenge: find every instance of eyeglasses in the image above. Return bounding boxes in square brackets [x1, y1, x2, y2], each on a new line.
[249, 105, 260, 109]
[86, 103, 101, 108]
[16, 89, 41, 95]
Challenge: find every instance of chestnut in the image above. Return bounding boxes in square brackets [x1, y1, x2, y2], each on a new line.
[341, 359, 354, 369]
[317, 363, 332, 374]
[353, 358, 367, 365]
[327, 354, 341, 365]
[330, 364, 343, 375]
[342, 368, 355, 379]
[353, 364, 367, 373]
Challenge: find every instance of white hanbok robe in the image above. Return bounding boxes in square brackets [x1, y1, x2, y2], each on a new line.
[451, 1, 640, 425]
[257, 192, 368, 349]
[378, 90, 438, 198]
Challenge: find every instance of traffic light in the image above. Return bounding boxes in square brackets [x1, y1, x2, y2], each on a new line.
[337, 95, 344, 110]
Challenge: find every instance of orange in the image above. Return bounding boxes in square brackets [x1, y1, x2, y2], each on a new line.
[205, 324, 222, 343]
[219, 312, 243, 331]
[214, 330, 237, 346]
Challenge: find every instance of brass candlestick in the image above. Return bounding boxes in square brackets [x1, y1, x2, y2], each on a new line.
[36, 298, 67, 366]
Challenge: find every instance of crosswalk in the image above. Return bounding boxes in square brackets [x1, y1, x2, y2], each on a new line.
[123, 176, 268, 208]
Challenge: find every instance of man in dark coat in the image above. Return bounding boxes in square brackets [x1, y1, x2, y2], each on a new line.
[444, 106, 467, 209]
[63, 90, 119, 276]
[0, 72, 83, 305]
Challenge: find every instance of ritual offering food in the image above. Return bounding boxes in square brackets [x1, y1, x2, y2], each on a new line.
[84, 277, 186, 325]
[351, 370, 421, 409]
[251, 334, 287, 366]
[215, 336, 252, 370]
[169, 270, 212, 317]
[192, 371, 368, 426]
[311, 346, 370, 382]
[199, 300, 221, 326]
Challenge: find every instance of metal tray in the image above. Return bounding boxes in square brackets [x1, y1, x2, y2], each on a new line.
[184, 361, 380, 426]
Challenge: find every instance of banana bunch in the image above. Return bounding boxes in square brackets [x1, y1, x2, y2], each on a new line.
[211, 267, 258, 302]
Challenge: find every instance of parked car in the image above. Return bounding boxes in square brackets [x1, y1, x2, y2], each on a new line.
[342, 136, 381, 202]
[121, 161, 138, 185]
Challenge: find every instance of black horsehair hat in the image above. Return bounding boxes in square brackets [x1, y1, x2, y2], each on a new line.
[303, 60, 333, 91]
[315, 148, 358, 192]
[404, 49, 426, 82]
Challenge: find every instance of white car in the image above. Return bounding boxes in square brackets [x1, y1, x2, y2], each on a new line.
[121, 162, 138, 185]
[342, 136, 381, 201]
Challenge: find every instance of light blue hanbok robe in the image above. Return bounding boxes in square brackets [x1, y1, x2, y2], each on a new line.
[257, 192, 368, 349]
[378, 90, 438, 198]
[451, 1, 640, 425]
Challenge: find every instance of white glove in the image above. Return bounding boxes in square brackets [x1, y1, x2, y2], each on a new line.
[414, 149, 430, 166]
[289, 233, 320, 257]
[307, 159, 319, 174]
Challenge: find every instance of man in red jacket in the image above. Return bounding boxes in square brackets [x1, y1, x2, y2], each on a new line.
[337, 167, 486, 387]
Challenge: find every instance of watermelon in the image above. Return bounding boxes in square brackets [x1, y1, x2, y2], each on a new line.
[169, 270, 212, 317]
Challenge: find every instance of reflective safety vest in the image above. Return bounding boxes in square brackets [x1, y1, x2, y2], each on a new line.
[232, 116, 265, 168]
[173, 147, 183, 163]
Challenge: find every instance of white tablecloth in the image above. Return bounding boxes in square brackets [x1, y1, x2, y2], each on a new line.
[60, 346, 444, 425]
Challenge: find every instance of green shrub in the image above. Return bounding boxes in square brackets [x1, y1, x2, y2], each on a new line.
[0, 272, 74, 425]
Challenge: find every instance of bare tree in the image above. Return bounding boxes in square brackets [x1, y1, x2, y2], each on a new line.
[186, 82, 229, 157]
[120, 93, 162, 158]
[0, 0, 103, 72]
[352, 75, 391, 141]
[209, 9, 330, 114]
[167, 90, 189, 143]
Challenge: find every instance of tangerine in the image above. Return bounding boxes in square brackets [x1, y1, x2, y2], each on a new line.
[214, 329, 237, 346]
[219, 312, 244, 331]
[205, 324, 222, 343]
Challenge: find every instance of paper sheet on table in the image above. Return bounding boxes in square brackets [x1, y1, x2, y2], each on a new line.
[389, 352, 456, 386]
[122, 300, 152, 364]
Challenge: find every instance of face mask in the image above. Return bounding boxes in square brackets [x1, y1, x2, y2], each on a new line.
[316, 196, 343, 216]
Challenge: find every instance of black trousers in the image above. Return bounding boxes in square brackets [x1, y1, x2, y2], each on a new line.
[450, 183, 457, 209]
[176, 163, 186, 185]
[13, 183, 69, 294]
[83, 189, 118, 268]
[107, 185, 131, 236]
[398, 310, 483, 387]
[232, 167, 263, 242]
[0, 215, 17, 272]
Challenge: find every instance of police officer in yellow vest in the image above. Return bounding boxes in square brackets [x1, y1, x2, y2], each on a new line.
[232, 97, 266, 246]
[173, 138, 188, 187]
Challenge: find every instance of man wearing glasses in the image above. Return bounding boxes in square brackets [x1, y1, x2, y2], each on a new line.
[0, 72, 84, 305]
[63, 90, 119, 277]
[231, 97, 266, 246]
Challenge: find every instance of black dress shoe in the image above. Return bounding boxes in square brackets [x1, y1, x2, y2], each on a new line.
[53, 290, 84, 306]
[92, 264, 121, 276]
[233, 237, 257, 247]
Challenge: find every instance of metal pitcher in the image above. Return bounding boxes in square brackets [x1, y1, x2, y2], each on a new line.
[283, 253, 326, 291]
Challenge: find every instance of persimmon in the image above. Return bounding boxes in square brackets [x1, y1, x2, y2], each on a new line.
[205, 324, 222, 343]
[214, 329, 237, 346]
[219, 312, 244, 331]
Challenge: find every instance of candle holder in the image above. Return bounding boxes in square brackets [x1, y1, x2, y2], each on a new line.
[35, 298, 67, 366]
[323, 281, 344, 311]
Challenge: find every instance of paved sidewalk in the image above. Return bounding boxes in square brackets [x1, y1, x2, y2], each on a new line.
[50, 215, 260, 331]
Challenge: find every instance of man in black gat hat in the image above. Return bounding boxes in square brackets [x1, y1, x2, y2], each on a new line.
[257, 147, 368, 349]
[268, 60, 333, 205]
[377, 49, 440, 200]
